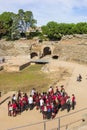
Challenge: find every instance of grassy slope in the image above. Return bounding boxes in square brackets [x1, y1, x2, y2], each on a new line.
[0, 64, 51, 93]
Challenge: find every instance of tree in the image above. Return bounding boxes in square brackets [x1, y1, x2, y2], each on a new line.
[0, 21, 6, 38]
[41, 21, 62, 40]
[10, 9, 37, 39]
[17, 9, 37, 33]
[0, 10, 37, 40]
[0, 12, 15, 37]
[11, 14, 21, 40]
[76, 22, 87, 34]
[24, 11, 37, 28]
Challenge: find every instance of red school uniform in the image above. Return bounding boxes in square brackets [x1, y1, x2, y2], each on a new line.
[72, 95, 75, 102]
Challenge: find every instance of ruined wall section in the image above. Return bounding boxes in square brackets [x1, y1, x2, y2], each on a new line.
[0, 35, 87, 64]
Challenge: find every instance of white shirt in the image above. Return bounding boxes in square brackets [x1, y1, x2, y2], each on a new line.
[28, 96, 33, 104]
[12, 96, 17, 101]
[48, 87, 52, 92]
[31, 89, 35, 96]
[40, 99, 44, 106]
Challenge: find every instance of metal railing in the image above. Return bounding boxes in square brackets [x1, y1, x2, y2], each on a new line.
[0, 96, 10, 105]
[51, 118, 84, 130]
[7, 107, 87, 130]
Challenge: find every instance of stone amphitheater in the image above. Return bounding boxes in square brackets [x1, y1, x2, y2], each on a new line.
[0, 35, 87, 130]
[0, 34, 87, 72]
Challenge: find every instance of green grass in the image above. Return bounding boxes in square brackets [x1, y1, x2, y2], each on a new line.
[0, 64, 51, 93]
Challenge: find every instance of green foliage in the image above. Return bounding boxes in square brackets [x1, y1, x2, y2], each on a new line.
[39, 33, 48, 42]
[0, 12, 15, 39]
[26, 29, 41, 39]
[57, 23, 75, 35]
[1, 9, 87, 41]
[42, 21, 62, 40]
[0, 12, 14, 25]
[41, 22, 87, 40]
[11, 9, 37, 40]
[0, 21, 7, 38]
[0, 9, 37, 40]
[75, 22, 87, 34]
[24, 11, 37, 27]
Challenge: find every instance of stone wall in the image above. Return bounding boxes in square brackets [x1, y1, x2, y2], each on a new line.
[0, 36, 87, 65]
[4, 62, 30, 72]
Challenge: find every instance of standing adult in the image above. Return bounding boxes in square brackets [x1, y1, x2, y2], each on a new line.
[71, 94, 76, 110]
[28, 95, 33, 110]
[40, 97, 44, 112]
[66, 96, 71, 112]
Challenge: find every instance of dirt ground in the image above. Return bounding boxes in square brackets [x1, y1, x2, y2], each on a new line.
[0, 60, 87, 130]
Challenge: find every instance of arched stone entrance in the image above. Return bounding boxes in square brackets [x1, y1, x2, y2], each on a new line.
[30, 52, 38, 59]
[43, 47, 51, 56]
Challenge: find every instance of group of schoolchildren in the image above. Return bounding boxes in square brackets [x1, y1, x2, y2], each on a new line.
[8, 85, 76, 119]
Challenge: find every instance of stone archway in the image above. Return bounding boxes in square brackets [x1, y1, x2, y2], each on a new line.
[43, 47, 51, 56]
[30, 52, 38, 59]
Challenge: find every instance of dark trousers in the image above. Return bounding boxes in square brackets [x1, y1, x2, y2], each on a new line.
[72, 102, 75, 110]
[67, 104, 71, 112]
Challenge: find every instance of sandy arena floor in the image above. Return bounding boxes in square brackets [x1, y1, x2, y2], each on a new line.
[0, 60, 87, 130]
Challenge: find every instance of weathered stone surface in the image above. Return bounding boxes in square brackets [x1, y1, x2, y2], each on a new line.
[0, 35, 87, 65]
